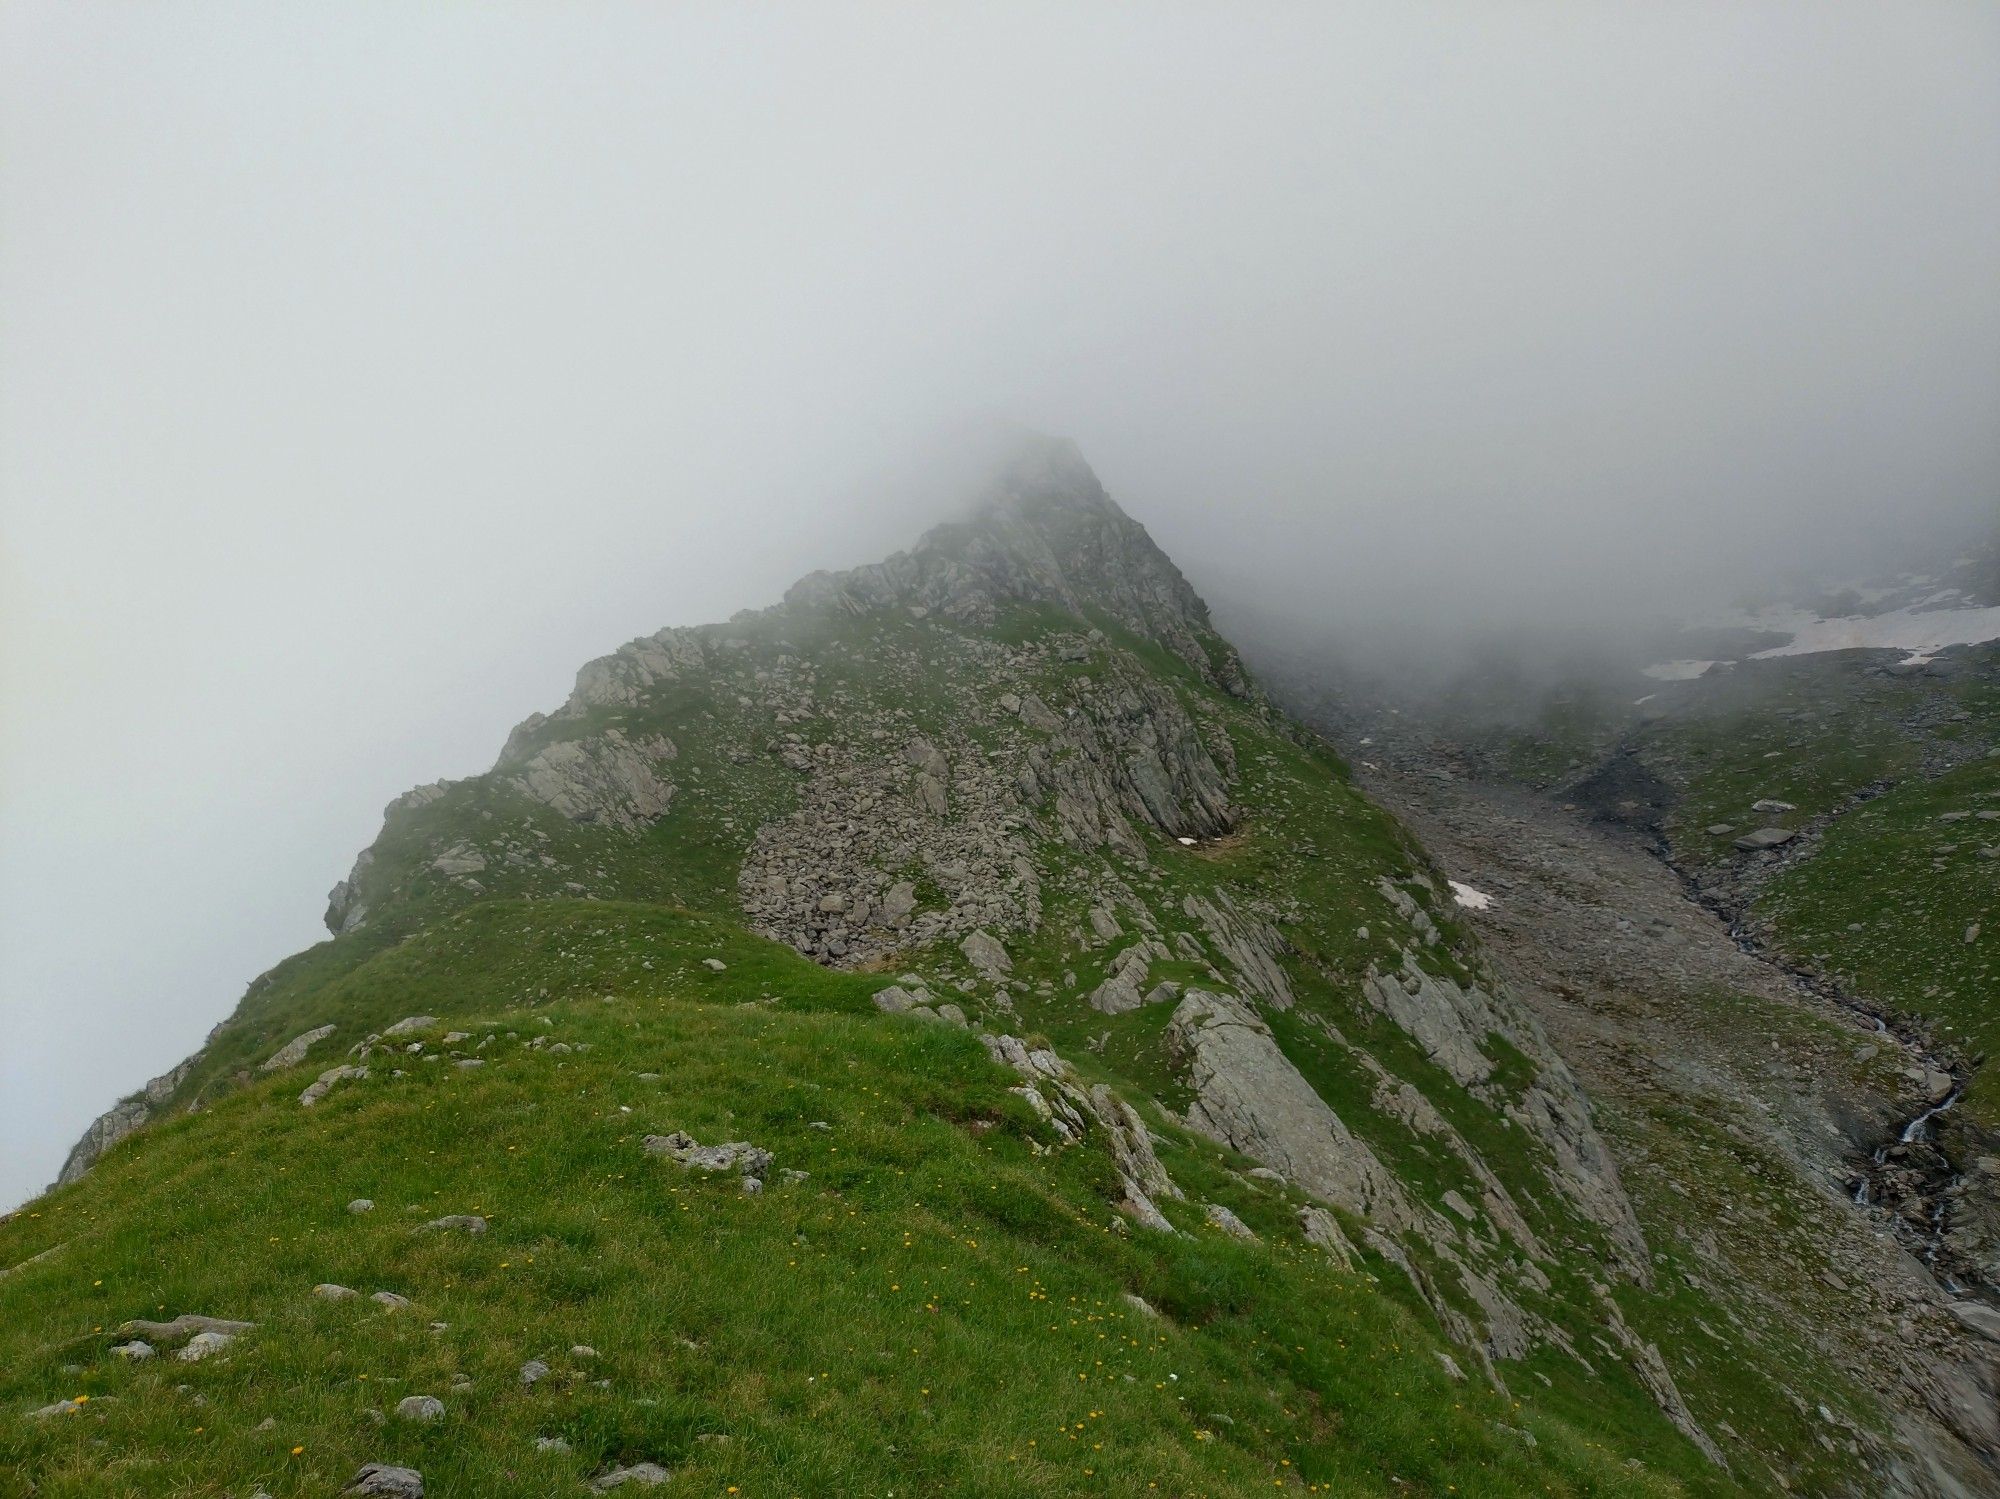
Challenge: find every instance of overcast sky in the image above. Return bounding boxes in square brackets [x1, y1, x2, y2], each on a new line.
[4, 3, 1996, 1209]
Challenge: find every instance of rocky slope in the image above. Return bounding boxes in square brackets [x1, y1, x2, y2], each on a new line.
[9, 441, 1987, 1495]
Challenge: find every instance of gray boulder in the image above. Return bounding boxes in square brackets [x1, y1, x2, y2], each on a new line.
[591, 1464, 671, 1490]
[643, 1130, 772, 1181]
[176, 1330, 236, 1362]
[1732, 827, 1797, 852]
[300, 1065, 368, 1107]
[960, 929, 1012, 978]
[417, 1215, 487, 1235]
[344, 1464, 424, 1497]
[260, 1024, 336, 1071]
[1204, 1203, 1257, 1240]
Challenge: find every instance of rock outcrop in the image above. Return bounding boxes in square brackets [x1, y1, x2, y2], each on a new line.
[507, 729, 677, 830]
[56, 1052, 199, 1186]
[1168, 988, 1423, 1232]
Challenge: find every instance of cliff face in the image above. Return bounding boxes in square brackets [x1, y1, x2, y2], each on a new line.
[28, 439, 1981, 1495]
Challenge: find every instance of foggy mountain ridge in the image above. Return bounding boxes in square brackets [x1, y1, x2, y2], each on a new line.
[21, 435, 2000, 1494]
[7, 9, 2000, 1494]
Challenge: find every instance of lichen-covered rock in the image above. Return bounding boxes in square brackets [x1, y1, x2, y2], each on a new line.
[1168, 988, 1421, 1233]
[960, 929, 1011, 979]
[591, 1464, 671, 1491]
[299, 1065, 367, 1107]
[982, 1033, 1183, 1233]
[1088, 938, 1170, 1014]
[508, 729, 677, 830]
[394, 1395, 444, 1423]
[417, 1215, 487, 1236]
[260, 1024, 335, 1072]
[1204, 1202, 1257, 1240]
[176, 1330, 237, 1362]
[344, 1464, 424, 1497]
[643, 1130, 772, 1181]
[56, 1053, 199, 1185]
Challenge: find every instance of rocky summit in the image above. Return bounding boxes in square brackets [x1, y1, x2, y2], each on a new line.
[6, 438, 1998, 1496]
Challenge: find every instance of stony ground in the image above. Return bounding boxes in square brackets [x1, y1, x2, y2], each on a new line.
[1346, 756, 2000, 1498]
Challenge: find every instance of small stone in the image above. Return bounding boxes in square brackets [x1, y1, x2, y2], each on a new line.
[344, 1463, 424, 1497]
[300, 1064, 368, 1107]
[27, 1399, 83, 1419]
[701, 958, 727, 972]
[1949, 1301, 2000, 1342]
[741, 1175, 764, 1195]
[520, 1358, 550, 1386]
[779, 1168, 811, 1187]
[312, 1283, 360, 1302]
[570, 1345, 597, 1358]
[643, 1130, 772, 1180]
[348, 1199, 375, 1214]
[1733, 827, 1796, 852]
[260, 1024, 337, 1072]
[417, 1214, 487, 1235]
[110, 1340, 155, 1361]
[1203, 1203, 1257, 1240]
[534, 1436, 571, 1453]
[380, 1016, 439, 1038]
[591, 1464, 671, 1491]
[372, 1291, 413, 1310]
[257, 1416, 277, 1430]
[960, 929, 1012, 977]
[395, 1395, 445, 1423]
[872, 985, 921, 1014]
[176, 1330, 236, 1362]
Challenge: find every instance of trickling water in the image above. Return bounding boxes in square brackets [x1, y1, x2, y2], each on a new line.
[1902, 1088, 1960, 1145]
[1852, 1088, 1964, 1266]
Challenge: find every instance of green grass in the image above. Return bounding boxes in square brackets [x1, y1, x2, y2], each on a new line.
[1759, 755, 2000, 1119]
[3, 907, 1684, 1498]
[14, 570, 1937, 1494]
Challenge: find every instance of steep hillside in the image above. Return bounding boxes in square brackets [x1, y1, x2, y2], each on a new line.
[7, 443, 1987, 1496]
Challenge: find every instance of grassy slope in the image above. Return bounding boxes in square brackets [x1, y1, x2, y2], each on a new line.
[1626, 649, 2000, 1120]
[5, 905, 1675, 1499]
[1758, 755, 2000, 1113]
[4, 594, 1893, 1495]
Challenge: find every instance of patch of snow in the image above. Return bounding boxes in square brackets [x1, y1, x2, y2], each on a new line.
[1633, 693, 1657, 706]
[1641, 660, 1722, 681]
[1448, 880, 1494, 912]
[1176, 836, 1196, 846]
[1744, 602, 2000, 665]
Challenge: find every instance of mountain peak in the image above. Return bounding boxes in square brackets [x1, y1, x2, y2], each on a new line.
[784, 434, 1243, 693]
